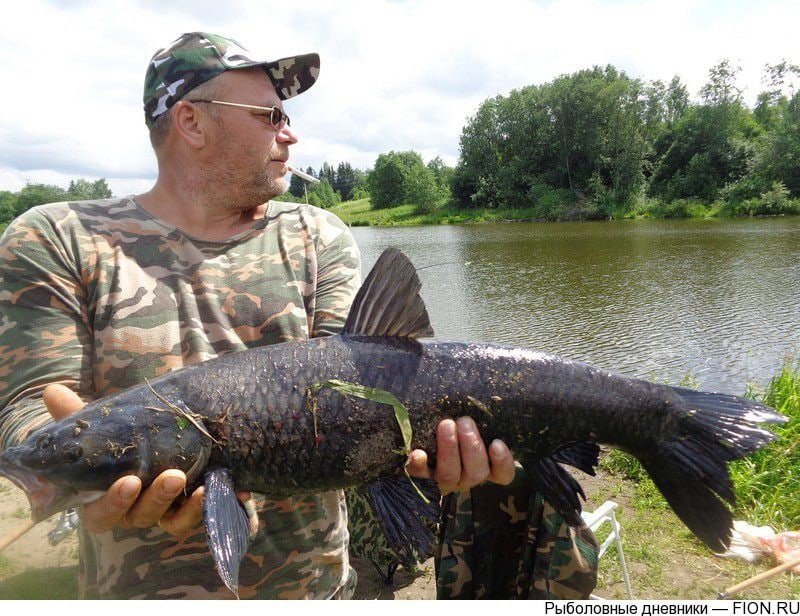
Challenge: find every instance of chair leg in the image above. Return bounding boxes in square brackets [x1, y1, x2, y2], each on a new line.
[610, 511, 634, 599]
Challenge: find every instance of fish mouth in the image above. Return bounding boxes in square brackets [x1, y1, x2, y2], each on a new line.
[0, 458, 72, 522]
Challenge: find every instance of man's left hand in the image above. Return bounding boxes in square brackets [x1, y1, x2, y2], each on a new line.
[406, 417, 515, 494]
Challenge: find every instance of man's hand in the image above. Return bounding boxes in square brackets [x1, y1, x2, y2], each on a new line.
[42, 384, 247, 537]
[406, 417, 515, 494]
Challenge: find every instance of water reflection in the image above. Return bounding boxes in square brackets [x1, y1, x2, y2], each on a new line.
[351, 218, 800, 394]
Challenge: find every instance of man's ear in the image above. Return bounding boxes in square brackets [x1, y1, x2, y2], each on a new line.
[171, 101, 207, 149]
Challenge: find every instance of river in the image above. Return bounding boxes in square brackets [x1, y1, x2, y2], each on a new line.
[350, 217, 800, 394]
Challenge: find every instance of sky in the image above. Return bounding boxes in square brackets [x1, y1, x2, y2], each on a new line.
[1, 0, 798, 197]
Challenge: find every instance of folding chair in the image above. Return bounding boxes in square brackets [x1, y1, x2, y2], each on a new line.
[581, 500, 634, 599]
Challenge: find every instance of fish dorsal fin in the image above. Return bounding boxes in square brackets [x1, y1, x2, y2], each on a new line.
[343, 248, 434, 338]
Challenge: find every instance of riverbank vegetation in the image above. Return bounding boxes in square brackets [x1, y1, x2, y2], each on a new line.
[451, 60, 800, 220]
[314, 59, 800, 224]
[0, 179, 112, 232]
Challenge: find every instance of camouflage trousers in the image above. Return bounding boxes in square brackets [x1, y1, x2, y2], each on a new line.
[435, 467, 599, 599]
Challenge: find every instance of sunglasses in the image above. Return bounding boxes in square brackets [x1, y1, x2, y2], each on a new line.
[188, 99, 291, 128]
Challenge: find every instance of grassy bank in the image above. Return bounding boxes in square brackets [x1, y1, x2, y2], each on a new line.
[329, 198, 571, 226]
[328, 196, 800, 227]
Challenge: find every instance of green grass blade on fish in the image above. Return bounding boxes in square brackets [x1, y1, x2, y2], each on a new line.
[308, 379, 429, 504]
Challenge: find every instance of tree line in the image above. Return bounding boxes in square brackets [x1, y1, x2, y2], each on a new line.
[0, 179, 112, 227]
[285, 161, 368, 208]
[5, 60, 799, 226]
[289, 59, 799, 220]
[452, 59, 800, 218]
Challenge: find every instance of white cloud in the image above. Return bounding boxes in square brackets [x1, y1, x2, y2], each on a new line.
[2, 0, 798, 195]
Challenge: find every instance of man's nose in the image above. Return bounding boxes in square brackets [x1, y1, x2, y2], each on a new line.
[277, 125, 298, 145]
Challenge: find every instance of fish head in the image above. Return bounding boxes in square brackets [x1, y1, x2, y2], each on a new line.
[0, 413, 144, 522]
[0, 393, 214, 522]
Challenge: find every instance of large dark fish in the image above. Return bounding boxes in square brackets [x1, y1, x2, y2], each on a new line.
[0, 248, 785, 596]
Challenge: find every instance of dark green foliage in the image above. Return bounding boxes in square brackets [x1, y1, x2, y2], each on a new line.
[452, 58, 799, 219]
[453, 66, 649, 218]
[288, 170, 306, 198]
[0, 179, 114, 226]
[289, 163, 366, 202]
[366, 150, 446, 211]
[306, 178, 341, 209]
[67, 178, 112, 201]
[649, 104, 758, 202]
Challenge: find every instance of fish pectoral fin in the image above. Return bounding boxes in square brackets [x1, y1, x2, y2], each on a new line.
[365, 475, 440, 564]
[550, 442, 600, 476]
[342, 248, 434, 339]
[525, 454, 588, 524]
[203, 467, 250, 599]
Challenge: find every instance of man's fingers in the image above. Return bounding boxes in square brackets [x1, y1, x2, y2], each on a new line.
[124, 470, 186, 528]
[82, 476, 141, 533]
[435, 419, 461, 492]
[159, 486, 204, 536]
[487, 439, 515, 486]
[455, 417, 490, 488]
[43, 384, 85, 420]
[406, 449, 432, 479]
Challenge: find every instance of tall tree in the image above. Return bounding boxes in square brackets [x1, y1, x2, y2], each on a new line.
[665, 76, 689, 126]
[700, 59, 743, 106]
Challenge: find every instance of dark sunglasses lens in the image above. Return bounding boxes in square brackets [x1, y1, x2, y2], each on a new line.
[270, 108, 289, 127]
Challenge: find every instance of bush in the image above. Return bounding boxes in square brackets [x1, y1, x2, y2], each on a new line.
[719, 174, 773, 205]
[348, 186, 369, 201]
[719, 181, 800, 216]
[367, 150, 450, 212]
[526, 181, 572, 219]
[306, 179, 341, 209]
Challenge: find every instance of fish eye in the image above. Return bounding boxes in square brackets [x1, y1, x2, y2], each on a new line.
[63, 443, 83, 463]
[36, 434, 53, 450]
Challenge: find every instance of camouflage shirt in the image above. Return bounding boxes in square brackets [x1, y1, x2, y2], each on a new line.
[0, 197, 361, 599]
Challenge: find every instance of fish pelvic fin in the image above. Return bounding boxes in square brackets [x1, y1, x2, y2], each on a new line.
[203, 468, 251, 599]
[343, 248, 434, 339]
[363, 475, 440, 565]
[641, 388, 785, 552]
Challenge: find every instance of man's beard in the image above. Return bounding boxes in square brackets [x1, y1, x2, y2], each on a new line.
[204, 158, 287, 210]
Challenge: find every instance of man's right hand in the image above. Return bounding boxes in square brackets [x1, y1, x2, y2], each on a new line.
[42, 384, 217, 536]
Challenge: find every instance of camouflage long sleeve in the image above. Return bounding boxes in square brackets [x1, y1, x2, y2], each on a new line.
[0, 207, 95, 450]
[0, 196, 362, 599]
[306, 208, 361, 337]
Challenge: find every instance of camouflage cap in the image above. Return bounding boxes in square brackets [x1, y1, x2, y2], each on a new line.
[143, 32, 320, 127]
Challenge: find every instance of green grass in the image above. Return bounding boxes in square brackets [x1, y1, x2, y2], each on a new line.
[730, 361, 800, 528]
[328, 195, 800, 227]
[0, 554, 11, 577]
[589, 473, 800, 599]
[328, 198, 569, 227]
[0, 566, 79, 599]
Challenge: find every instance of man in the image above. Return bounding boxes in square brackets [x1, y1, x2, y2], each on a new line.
[0, 32, 514, 599]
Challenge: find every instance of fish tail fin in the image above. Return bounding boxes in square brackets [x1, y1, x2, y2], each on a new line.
[364, 475, 440, 564]
[639, 388, 784, 552]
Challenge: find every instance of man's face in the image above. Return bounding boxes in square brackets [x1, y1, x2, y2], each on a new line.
[204, 68, 298, 208]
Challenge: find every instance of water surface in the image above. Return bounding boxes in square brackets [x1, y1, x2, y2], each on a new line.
[351, 218, 800, 394]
